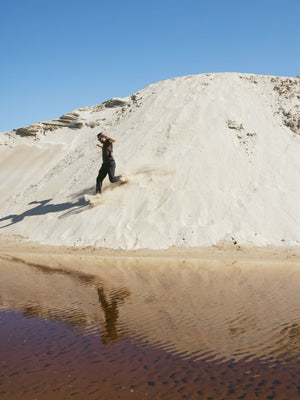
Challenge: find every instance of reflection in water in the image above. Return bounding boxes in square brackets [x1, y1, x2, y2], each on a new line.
[97, 287, 130, 344]
[0, 254, 131, 344]
[0, 253, 299, 399]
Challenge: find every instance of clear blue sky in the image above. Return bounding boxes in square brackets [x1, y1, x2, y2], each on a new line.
[0, 0, 299, 132]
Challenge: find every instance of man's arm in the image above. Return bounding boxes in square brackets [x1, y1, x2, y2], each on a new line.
[102, 134, 116, 143]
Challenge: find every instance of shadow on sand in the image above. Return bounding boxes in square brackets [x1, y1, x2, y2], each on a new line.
[0, 197, 89, 229]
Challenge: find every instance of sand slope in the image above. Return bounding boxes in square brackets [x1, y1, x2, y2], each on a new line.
[0, 73, 299, 249]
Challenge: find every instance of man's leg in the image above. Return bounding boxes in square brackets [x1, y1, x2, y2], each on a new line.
[96, 164, 109, 194]
[108, 160, 121, 183]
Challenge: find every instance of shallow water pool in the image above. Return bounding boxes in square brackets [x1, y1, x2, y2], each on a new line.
[0, 254, 299, 399]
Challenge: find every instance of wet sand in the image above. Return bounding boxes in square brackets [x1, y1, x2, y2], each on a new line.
[0, 236, 299, 399]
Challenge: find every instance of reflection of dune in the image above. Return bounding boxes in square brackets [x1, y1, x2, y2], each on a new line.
[0, 254, 130, 343]
[0, 253, 299, 363]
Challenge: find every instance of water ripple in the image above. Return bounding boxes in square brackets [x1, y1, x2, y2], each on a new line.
[0, 254, 299, 399]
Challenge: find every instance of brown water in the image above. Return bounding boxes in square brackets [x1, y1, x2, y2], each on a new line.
[0, 254, 299, 399]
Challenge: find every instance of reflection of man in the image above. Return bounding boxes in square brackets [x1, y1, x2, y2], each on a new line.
[97, 287, 129, 344]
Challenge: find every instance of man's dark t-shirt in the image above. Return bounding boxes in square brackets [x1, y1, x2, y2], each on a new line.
[102, 139, 114, 163]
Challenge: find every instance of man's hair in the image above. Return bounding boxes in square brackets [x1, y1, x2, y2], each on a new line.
[97, 132, 103, 139]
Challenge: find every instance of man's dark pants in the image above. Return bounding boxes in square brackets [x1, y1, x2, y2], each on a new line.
[96, 160, 121, 194]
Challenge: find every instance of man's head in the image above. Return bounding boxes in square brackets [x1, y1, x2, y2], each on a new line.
[97, 132, 106, 143]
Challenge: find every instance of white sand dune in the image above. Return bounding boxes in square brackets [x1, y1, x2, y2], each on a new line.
[0, 73, 299, 249]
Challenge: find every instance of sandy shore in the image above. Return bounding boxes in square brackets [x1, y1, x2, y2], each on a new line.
[0, 234, 299, 267]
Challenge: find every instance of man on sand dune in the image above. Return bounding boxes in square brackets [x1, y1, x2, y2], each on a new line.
[95, 132, 122, 197]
